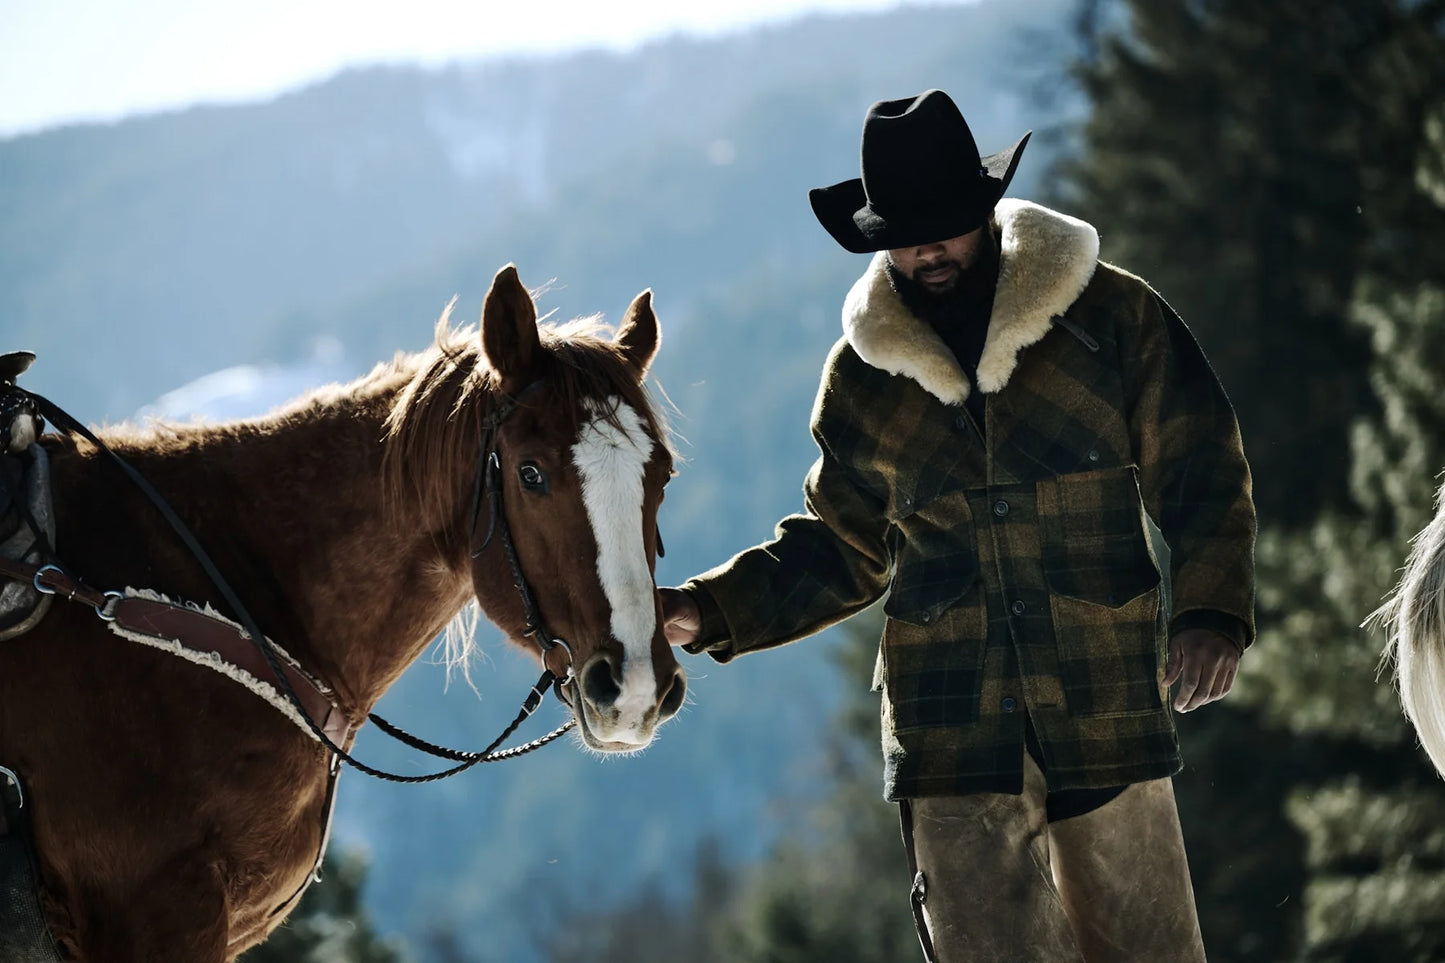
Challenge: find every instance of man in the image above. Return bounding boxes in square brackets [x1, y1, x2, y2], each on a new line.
[661, 89, 1255, 962]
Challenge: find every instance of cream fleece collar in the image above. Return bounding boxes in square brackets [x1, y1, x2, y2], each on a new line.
[841, 199, 1100, 405]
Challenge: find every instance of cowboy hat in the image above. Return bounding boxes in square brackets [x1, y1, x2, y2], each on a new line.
[809, 89, 1031, 254]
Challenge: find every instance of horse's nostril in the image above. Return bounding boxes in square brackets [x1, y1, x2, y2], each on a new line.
[658, 668, 686, 721]
[582, 657, 623, 708]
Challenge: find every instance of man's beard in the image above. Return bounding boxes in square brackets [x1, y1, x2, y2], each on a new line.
[886, 228, 1001, 329]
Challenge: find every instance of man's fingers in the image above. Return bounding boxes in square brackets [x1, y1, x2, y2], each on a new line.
[1208, 665, 1236, 703]
[1173, 662, 1204, 712]
[1163, 640, 1184, 687]
[1169, 630, 1242, 712]
[1183, 662, 1221, 712]
[1174, 650, 1222, 712]
[659, 588, 701, 647]
[663, 620, 698, 647]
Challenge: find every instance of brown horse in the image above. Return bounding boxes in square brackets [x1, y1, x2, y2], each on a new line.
[0, 265, 684, 960]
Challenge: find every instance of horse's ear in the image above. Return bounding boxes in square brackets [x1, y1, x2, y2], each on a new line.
[481, 264, 541, 386]
[616, 289, 659, 378]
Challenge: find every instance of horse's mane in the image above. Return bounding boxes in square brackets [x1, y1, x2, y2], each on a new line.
[78, 302, 670, 485]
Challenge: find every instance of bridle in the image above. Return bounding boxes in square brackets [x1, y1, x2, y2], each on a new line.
[468, 379, 575, 688]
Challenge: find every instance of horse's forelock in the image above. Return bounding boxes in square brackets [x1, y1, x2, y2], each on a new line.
[539, 319, 672, 456]
[380, 312, 672, 531]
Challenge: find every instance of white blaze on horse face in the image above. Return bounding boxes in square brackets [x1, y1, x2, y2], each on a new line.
[571, 398, 659, 736]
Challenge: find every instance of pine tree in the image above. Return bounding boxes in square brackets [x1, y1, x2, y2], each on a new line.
[1055, 0, 1445, 527]
[1237, 273, 1445, 957]
[1232, 89, 1445, 963]
[535, 840, 738, 963]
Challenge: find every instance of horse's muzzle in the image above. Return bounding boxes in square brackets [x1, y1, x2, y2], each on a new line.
[570, 651, 685, 751]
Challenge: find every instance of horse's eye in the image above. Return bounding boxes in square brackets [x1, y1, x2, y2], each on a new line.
[518, 462, 549, 493]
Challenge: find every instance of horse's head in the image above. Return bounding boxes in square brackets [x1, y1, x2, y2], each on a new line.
[470, 265, 683, 751]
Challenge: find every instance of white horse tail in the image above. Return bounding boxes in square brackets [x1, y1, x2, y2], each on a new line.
[1374, 480, 1445, 779]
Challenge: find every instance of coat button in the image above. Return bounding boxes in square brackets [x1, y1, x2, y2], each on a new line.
[1001, 696, 1018, 713]
[955, 415, 969, 430]
[1087, 448, 1100, 462]
[912, 871, 928, 903]
[992, 499, 1010, 517]
[1011, 600, 1027, 615]
[920, 611, 932, 624]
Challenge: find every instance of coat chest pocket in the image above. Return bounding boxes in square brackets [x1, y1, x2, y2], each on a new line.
[880, 492, 987, 731]
[1037, 466, 1160, 606]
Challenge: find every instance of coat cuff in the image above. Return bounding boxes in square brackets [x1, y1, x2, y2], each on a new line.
[678, 582, 739, 663]
[1169, 609, 1249, 653]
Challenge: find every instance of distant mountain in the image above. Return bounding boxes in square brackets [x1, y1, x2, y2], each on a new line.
[0, 2, 1081, 960]
[2, 0, 1073, 421]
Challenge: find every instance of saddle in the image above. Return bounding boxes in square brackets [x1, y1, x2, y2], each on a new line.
[0, 769, 64, 962]
[0, 351, 56, 642]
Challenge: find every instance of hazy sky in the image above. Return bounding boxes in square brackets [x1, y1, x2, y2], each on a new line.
[0, 0, 935, 136]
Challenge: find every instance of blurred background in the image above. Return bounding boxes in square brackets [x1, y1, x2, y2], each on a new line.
[4, 0, 1445, 960]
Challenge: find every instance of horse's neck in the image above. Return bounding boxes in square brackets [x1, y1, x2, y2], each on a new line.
[132, 398, 473, 717]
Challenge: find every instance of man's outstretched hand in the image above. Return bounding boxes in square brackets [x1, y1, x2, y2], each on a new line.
[1163, 628, 1240, 713]
[660, 587, 701, 648]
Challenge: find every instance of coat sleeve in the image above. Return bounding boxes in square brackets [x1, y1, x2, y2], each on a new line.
[1122, 285, 1257, 650]
[680, 356, 892, 663]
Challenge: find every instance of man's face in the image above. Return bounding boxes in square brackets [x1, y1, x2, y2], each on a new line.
[886, 226, 989, 295]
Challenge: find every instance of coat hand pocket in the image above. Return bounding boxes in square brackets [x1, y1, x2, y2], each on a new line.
[881, 493, 987, 731]
[1039, 467, 1167, 718]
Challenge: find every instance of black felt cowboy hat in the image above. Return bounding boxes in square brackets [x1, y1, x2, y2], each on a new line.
[809, 89, 1031, 254]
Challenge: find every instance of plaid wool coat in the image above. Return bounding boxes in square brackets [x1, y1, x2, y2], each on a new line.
[683, 199, 1256, 798]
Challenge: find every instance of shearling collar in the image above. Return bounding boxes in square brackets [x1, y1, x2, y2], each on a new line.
[841, 199, 1100, 405]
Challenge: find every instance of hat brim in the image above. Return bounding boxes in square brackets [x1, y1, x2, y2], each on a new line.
[809, 130, 1031, 254]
